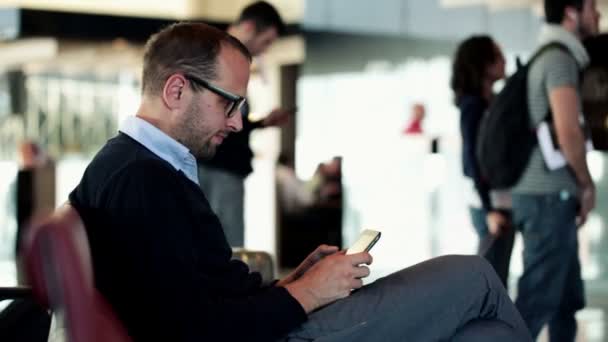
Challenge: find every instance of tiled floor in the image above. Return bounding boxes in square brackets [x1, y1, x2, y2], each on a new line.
[531, 281, 608, 342]
[538, 310, 606, 342]
[536, 307, 605, 342]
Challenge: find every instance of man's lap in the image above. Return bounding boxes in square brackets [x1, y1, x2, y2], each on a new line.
[284, 255, 528, 342]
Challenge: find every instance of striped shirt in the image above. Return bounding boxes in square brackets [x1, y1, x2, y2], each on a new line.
[512, 48, 581, 195]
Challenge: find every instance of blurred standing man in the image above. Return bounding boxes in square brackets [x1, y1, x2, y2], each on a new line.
[198, 1, 291, 247]
[511, 0, 600, 340]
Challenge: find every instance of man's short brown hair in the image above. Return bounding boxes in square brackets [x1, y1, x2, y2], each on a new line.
[141, 22, 251, 96]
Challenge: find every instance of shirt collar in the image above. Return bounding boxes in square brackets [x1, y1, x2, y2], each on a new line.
[119, 116, 199, 185]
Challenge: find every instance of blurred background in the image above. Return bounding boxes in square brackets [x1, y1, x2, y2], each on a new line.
[0, 1, 607, 340]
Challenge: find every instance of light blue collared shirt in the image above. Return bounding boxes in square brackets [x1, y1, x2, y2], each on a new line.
[119, 116, 200, 185]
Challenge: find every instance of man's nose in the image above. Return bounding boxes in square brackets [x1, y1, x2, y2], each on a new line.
[228, 112, 243, 132]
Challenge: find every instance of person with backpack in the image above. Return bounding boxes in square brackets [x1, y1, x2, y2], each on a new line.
[485, 0, 600, 340]
[450, 35, 514, 287]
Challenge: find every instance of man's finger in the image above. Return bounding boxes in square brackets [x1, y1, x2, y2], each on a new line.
[348, 252, 373, 266]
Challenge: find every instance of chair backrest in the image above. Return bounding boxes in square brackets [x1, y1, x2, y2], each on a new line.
[22, 204, 131, 342]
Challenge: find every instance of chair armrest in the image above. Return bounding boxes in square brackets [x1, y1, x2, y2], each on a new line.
[231, 249, 275, 285]
[0, 287, 33, 301]
[0, 286, 51, 342]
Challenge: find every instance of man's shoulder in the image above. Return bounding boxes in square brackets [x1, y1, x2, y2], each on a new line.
[80, 134, 177, 194]
[93, 134, 169, 169]
[528, 47, 579, 94]
[532, 48, 578, 74]
[542, 47, 576, 61]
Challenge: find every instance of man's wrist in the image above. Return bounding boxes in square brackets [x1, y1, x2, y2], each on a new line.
[284, 281, 317, 314]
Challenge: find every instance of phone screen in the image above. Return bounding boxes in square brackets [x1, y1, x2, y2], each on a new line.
[346, 229, 381, 255]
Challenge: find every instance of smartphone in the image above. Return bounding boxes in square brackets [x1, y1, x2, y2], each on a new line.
[346, 229, 381, 255]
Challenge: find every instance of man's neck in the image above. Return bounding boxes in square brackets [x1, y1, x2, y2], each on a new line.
[561, 21, 583, 41]
[227, 25, 249, 49]
[135, 102, 173, 139]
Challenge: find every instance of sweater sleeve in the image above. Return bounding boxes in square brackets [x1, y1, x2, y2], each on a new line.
[95, 160, 306, 341]
[460, 97, 493, 211]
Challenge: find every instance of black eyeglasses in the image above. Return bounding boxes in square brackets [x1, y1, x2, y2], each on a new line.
[184, 75, 246, 118]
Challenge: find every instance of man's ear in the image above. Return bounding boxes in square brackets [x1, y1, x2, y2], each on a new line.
[565, 7, 580, 25]
[241, 19, 258, 35]
[162, 74, 187, 109]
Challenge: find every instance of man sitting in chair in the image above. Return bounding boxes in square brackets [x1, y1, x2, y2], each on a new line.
[69, 22, 532, 342]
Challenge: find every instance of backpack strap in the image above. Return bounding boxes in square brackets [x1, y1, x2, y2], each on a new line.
[528, 42, 575, 141]
[527, 42, 571, 67]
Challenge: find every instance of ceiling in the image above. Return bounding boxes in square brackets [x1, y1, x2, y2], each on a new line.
[440, 0, 608, 29]
[441, 0, 542, 10]
[441, 0, 608, 9]
[3, 0, 304, 23]
[3, 0, 607, 30]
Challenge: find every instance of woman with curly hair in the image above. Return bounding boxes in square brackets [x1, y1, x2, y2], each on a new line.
[451, 35, 514, 287]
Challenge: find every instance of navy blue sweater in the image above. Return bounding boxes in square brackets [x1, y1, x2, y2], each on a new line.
[458, 95, 492, 211]
[69, 133, 306, 341]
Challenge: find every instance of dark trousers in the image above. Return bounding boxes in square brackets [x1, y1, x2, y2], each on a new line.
[512, 193, 585, 341]
[470, 207, 515, 287]
[283, 255, 532, 341]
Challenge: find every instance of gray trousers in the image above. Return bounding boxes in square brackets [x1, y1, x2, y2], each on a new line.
[198, 165, 245, 247]
[283, 255, 532, 342]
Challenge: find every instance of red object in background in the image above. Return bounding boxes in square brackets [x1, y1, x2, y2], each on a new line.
[403, 103, 425, 135]
[403, 120, 423, 134]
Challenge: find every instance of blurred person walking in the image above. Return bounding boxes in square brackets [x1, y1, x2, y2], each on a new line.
[451, 35, 514, 287]
[197, 1, 292, 247]
[14, 141, 54, 284]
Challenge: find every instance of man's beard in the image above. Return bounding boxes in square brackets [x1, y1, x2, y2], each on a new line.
[578, 20, 598, 40]
[197, 141, 217, 160]
[179, 99, 219, 160]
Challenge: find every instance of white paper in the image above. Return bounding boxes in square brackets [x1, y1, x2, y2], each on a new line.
[537, 120, 594, 171]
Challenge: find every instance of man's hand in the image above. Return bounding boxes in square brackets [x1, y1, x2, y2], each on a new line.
[261, 108, 292, 127]
[283, 251, 372, 313]
[276, 244, 339, 286]
[486, 211, 509, 236]
[577, 183, 596, 227]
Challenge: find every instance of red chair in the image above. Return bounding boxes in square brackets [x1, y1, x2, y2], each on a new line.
[22, 204, 131, 342]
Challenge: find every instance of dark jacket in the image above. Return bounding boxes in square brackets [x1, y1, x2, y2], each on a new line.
[458, 94, 492, 211]
[69, 133, 306, 341]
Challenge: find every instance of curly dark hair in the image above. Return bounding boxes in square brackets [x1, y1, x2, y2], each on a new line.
[450, 35, 500, 104]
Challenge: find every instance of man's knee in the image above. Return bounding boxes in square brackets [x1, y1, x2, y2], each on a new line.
[453, 319, 519, 342]
[437, 255, 503, 289]
[438, 254, 493, 273]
